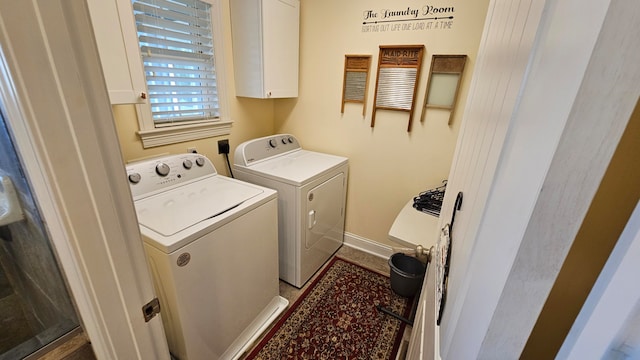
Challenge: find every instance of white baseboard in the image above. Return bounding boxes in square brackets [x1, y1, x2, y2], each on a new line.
[343, 232, 394, 259]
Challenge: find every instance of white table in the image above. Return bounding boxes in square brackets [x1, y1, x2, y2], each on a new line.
[388, 199, 440, 249]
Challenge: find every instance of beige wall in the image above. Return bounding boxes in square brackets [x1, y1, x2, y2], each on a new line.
[275, 0, 489, 245]
[113, 0, 489, 247]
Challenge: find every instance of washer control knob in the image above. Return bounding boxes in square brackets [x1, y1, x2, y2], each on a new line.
[287, 136, 294, 143]
[268, 139, 277, 148]
[155, 163, 170, 177]
[128, 173, 141, 184]
[183, 159, 193, 169]
[281, 138, 288, 145]
[195, 157, 205, 167]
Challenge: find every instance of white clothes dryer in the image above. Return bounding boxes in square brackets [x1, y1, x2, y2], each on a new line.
[126, 154, 287, 360]
[233, 134, 348, 288]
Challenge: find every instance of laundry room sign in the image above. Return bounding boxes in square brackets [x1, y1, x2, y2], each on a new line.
[361, 4, 455, 33]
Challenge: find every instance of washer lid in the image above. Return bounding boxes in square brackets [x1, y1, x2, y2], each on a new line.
[243, 150, 348, 186]
[134, 176, 263, 236]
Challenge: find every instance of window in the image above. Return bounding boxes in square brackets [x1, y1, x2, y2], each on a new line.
[132, 0, 231, 147]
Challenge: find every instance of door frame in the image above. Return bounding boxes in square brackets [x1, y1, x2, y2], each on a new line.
[557, 201, 640, 359]
[0, 1, 168, 358]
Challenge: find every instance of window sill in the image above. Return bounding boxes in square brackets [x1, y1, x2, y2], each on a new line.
[137, 120, 233, 148]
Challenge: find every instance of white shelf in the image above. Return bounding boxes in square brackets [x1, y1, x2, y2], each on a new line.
[388, 199, 440, 248]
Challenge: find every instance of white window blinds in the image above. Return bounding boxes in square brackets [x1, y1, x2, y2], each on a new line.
[132, 0, 220, 126]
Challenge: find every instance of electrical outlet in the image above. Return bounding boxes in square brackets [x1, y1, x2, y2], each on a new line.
[187, 147, 197, 153]
[218, 139, 230, 154]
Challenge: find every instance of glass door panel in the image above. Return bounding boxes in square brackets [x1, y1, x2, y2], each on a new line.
[0, 110, 80, 358]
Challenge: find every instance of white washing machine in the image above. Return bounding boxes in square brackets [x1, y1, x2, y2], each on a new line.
[126, 154, 287, 360]
[233, 134, 348, 288]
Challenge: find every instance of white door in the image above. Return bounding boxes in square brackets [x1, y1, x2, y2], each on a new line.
[429, 0, 640, 358]
[0, 1, 169, 358]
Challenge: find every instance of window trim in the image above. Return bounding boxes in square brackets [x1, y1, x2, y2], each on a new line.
[134, 0, 231, 148]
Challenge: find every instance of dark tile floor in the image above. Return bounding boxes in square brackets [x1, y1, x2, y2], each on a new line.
[0, 271, 94, 360]
[0, 293, 35, 355]
[0, 266, 42, 357]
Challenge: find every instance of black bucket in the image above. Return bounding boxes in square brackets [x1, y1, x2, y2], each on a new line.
[389, 253, 426, 297]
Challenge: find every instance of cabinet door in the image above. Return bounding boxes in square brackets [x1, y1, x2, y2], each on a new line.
[261, 0, 299, 98]
[87, 0, 148, 104]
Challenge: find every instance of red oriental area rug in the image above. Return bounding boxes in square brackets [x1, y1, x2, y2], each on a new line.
[245, 257, 413, 360]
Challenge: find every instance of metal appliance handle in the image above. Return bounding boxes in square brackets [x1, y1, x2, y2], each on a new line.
[307, 210, 316, 229]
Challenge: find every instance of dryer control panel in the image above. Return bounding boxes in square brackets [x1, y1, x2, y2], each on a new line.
[126, 154, 217, 199]
[234, 134, 301, 166]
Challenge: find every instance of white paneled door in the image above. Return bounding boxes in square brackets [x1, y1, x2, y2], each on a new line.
[412, 0, 640, 358]
[0, 1, 169, 358]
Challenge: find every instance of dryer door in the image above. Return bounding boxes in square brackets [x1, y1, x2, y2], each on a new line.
[305, 172, 345, 250]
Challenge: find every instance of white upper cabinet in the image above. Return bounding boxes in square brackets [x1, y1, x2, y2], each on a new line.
[87, 0, 148, 104]
[230, 0, 300, 99]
